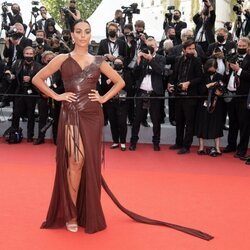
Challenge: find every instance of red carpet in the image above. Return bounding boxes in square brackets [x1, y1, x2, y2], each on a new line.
[0, 140, 250, 250]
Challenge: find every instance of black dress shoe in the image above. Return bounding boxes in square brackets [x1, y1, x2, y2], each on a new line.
[240, 155, 249, 161]
[169, 144, 182, 150]
[33, 138, 45, 145]
[246, 158, 250, 165]
[234, 152, 246, 159]
[153, 144, 160, 151]
[141, 121, 150, 127]
[120, 144, 126, 151]
[129, 144, 136, 151]
[222, 146, 236, 153]
[223, 124, 229, 131]
[27, 138, 33, 143]
[177, 147, 190, 155]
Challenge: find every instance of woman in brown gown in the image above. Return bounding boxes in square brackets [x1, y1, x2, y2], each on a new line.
[32, 20, 213, 240]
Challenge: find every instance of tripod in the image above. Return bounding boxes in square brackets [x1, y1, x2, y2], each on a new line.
[27, 11, 40, 38]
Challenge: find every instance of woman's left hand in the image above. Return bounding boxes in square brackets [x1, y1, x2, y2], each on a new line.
[88, 89, 105, 104]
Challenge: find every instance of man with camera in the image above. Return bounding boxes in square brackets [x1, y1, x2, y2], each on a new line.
[168, 39, 203, 154]
[3, 3, 23, 28]
[60, 0, 81, 30]
[163, 8, 187, 45]
[29, 6, 55, 35]
[5, 46, 42, 142]
[106, 9, 125, 37]
[223, 37, 250, 161]
[0, 23, 32, 108]
[193, 0, 216, 53]
[129, 37, 165, 151]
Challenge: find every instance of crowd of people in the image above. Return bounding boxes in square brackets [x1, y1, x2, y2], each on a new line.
[0, 0, 249, 165]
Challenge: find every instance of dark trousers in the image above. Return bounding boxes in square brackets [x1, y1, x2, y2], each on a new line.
[37, 97, 49, 139]
[227, 100, 250, 154]
[12, 95, 36, 138]
[106, 100, 128, 143]
[130, 91, 161, 145]
[175, 99, 197, 149]
[168, 92, 175, 123]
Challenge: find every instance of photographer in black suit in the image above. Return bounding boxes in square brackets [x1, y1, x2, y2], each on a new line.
[223, 37, 250, 160]
[6, 3, 23, 27]
[129, 37, 165, 151]
[0, 23, 32, 108]
[193, 0, 216, 53]
[5, 47, 42, 142]
[168, 39, 203, 154]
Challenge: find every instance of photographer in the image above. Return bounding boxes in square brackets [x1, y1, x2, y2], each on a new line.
[33, 30, 52, 64]
[58, 29, 73, 54]
[195, 59, 225, 157]
[159, 26, 178, 49]
[223, 37, 250, 160]
[29, 6, 55, 35]
[129, 37, 165, 151]
[60, 0, 81, 30]
[105, 57, 129, 151]
[5, 3, 23, 28]
[193, 0, 216, 53]
[163, 9, 187, 45]
[34, 51, 63, 145]
[168, 39, 203, 154]
[5, 47, 42, 142]
[106, 9, 125, 37]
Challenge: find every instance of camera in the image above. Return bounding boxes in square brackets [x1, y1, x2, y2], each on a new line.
[31, 1, 39, 5]
[121, 3, 140, 15]
[167, 6, 175, 11]
[60, 7, 70, 15]
[165, 5, 175, 22]
[6, 28, 23, 40]
[141, 45, 154, 55]
[1, 2, 12, 13]
[125, 31, 135, 39]
[210, 81, 224, 93]
[226, 53, 238, 64]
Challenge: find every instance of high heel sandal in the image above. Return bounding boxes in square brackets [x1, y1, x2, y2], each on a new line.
[66, 222, 78, 233]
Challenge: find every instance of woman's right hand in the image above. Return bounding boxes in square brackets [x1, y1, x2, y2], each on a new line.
[55, 92, 77, 102]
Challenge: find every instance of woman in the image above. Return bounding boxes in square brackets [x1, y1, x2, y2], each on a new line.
[32, 20, 212, 240]
[195, 59, 224, 156]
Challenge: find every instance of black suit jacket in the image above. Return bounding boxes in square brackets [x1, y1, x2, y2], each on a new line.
[193, 10, 216, 44]
[3, 37, 33, 68]
[133, 54, 165, 95]
[169, 21, 187, 45]
[170, 55, 203, 98]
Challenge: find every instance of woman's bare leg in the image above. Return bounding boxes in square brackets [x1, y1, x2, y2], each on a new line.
[65, 125, 84, 224]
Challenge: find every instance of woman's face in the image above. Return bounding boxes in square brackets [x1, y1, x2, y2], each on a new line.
[71, 21, 91, 48]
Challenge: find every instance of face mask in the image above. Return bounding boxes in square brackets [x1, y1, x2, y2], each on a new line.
[217, 35, 225, 43]
[207, 71, 216, 75]
[173, 15, 180, 21]
[63, 36, 69, 42]
[237, 48, 247, 55]
[12, 9, 19, 15]
[185, 53, 194, 59]
[186, 36, 194, 40]
[24, 57, 33, 63]
[108, 31, 116, 38]
[114, 63, 123, 71]
[169, 35, 175, 40]
[36, 38, 44, 44]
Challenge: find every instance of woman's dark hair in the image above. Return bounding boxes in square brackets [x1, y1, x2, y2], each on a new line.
[203, 58, 218, 72]
[70, 19, 90, 32]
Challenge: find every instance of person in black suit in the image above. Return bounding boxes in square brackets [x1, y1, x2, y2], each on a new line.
[97, 22, 127, 125]
[6, 3, 23, 26]
[193, 0, 216, 53]
[106, 9, 125, 37]
[168, 39, 203, 154]
[29, 6, 55, 36]
[163, 9, 187, 45]
[34, 51, 64, 145]
[223, 37, 250, 159]
[129, 37, 165, 151]
[236, 8, 250, 38]
[0, 23, 33, 108]
[159, 26, 178, 49]
[5, 47, 42, 142]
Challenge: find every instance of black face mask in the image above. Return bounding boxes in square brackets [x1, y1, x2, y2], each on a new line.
[63, 36, 70, 42]
[108, 31, 116, 38]
[36, 38, 44, 44]
[207, 71, 216, 75]
[237, 48, 247, 55]
[217, 35, 225, 44]
[24, 57, 33, 63]
[173, 15, 180, 21]
[114, 63, 123, 71]
[186, 36, 194, 40]
[185, 53, 194, 59]
[169, 35, 176, 40]
[12, 9, 19, 15]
